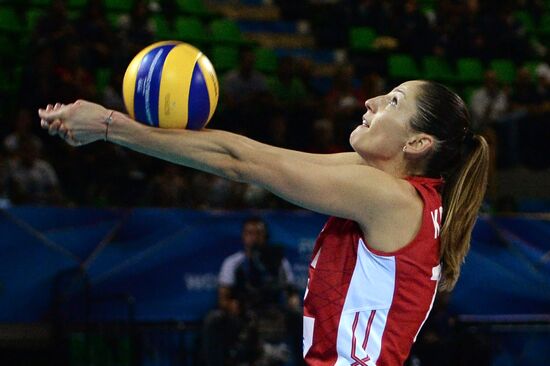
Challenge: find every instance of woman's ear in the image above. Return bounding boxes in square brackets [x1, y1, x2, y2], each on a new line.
[403, 134, 434, 157]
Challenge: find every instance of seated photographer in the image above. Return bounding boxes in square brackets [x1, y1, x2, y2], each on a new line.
[201, 217, 301, 366]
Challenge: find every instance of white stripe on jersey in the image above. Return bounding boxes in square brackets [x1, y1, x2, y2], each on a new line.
[342, 239, 396, 312]
[334, 239, 396, 365]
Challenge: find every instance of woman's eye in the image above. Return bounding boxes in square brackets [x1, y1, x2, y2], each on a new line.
[390, 97, 398, 106]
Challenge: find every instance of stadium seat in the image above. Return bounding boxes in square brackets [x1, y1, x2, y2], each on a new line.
[490, 59, 516, 84]
[456, 57, 484, 83]
[67, 0, 86, 9]
[26, 9, 46, 32]
[210, 19, 244, 44]
[153, 14, 173, 40]
[104, 0, 133, 13]
[176, 0, 213, 18]
[422, 56, 455, 83]
[418, 0, 436, 13]
[349, 27, 376, 51]
[539, 12, 550, 37]
[0, 7, 23, 33]
[388, 54, 421, 80]
[514, 10, 535, 34]
[255, 48, 278, 74]
[96, 68, 112, 95]
[30, 0, 52, 6]
[210, 45, 239, 72]
[175, 16, 208, 43]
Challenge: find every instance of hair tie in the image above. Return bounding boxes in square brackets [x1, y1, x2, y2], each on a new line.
[462, 127, 474, 143]
[460, 128, 477, 158]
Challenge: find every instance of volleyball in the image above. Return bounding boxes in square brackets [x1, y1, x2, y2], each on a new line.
[122, 41, 219, 130]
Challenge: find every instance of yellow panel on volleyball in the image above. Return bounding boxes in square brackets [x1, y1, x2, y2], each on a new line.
[158, 43, 201, 129]
[196, 54, 219, 126]
[122, 41, 181, 120]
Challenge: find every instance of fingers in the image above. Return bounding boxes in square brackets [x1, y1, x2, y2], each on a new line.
[48, 120, 62, 136]
[38, 102, 68, 122]
[59, 124, 69, 140]
[40, 102, 67, 129]
[40, 104, 52, 129]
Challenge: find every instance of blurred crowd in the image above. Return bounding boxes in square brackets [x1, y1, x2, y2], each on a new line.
[288, 0, 550, 61]
[0, 0, 548, 209]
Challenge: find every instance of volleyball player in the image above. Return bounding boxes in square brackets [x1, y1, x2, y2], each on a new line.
[39, 80, 489, 365]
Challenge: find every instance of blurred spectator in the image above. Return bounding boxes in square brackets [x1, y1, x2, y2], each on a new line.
[55, 44, 97, 102]
[145, 165, 192, 207]
[75, 0, 115, 69]
[267, 57, 315, 146]
[350, 0, 389, 32]
[325, 65, 364, 146]
[207, 176, 241, 209]
[500, 67, 538, 168]
[201, 217, 301, 366]
[519, 63, 550, 169]
[221, 47, 270, 138]
[354, 72, 386, 103]
[309, 1, 350, 47]
[306, 119, 345, 154]
[325, 64, 363, 118]
[31, 0, 76, 51]
[268, 56, 308, 110]
[470, 70, 509, 132]
[483, 6, 533, 62]
[449, 0, 486, 60]
[101, 68, 126, 112]
[3, 109, 43, 158]
[470, 70, 508, 198]
[156, 0, 179, 29]
[114, 0, 156, 64]
[265, 113, 289, 148]
[393, 0, 434, 59]
[294, 58, 321, 97]
[19, 46, 58, 112]
[4, 138, 63, 205]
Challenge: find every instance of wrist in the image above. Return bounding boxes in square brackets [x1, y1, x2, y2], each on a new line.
[103, 110, 114, 142]
[107, 111, 146, 146]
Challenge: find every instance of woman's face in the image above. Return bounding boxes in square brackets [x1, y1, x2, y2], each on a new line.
[350, 80, 423, 162]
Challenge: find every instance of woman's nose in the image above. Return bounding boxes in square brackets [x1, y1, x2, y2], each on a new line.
[365, 97, 380, 113]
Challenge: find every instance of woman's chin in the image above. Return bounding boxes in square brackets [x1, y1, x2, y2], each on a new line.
[350, 126, 367, 146]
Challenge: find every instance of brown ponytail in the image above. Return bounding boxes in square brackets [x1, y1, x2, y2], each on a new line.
[439, 135, 489, 291]
[409, 81, 490, 291]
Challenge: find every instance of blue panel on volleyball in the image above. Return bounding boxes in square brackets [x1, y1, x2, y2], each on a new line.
[134, 44, 176, 127]
[187, 62, 210, 130]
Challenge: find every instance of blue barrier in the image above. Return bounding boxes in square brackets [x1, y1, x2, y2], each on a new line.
[0, 208, 549, 322]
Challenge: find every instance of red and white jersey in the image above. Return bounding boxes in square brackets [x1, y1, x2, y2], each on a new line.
[303, 176, 444, 366]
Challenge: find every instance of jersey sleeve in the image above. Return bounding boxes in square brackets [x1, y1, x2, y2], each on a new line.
[218, 256, 237, 287]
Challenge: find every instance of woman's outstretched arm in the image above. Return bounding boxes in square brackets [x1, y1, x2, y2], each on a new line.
[39, 100, 411, 224]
